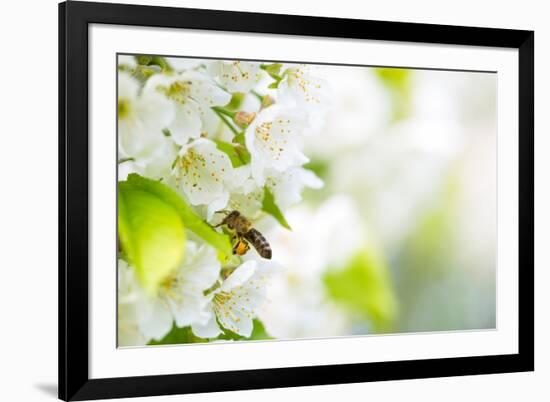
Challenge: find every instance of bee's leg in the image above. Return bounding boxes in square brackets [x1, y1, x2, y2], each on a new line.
[241, 240, 251, 255]
[232, 236, 250, 256]
[213, 210, 233, 228]
[231, 234, 241, 255]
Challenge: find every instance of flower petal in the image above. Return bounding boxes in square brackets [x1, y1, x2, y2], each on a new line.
[245, 106, 308, 184]
[173, 139, 233, 206]
[118, 72, 139, 99]
[181, 243, 221, 289]
[278, 65, 329, 109]
[168, 101, 202, 145]
[183, 71, 231, 107]
[214, 259, 278, 337]
[206, 191, 230, 221]
[169, 289, 211, 328]
[136, 297, 173, 340]
[167, 243, 221, 327]
[265, 167, 324, 209]
[228, 190, 263, 218]
[209, 61, 262, 93]
[215, 301, 254, 337]
[221, 260, 256, 291]
[191, 309, 222, 338]
[118, 74, 175, 161]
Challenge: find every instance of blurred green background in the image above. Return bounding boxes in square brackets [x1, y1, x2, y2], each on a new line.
[255, 65, 497, 339]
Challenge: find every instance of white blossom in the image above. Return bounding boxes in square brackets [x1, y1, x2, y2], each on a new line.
[145, 72, 231, 145]
[118, 259, 151, 346]
[209, 60, 262, 93]
[172, 138, 241, 219]
[192, 259, 276, 338]
[118, 57, 330, 345]
[265, 167, 323, 209]
[161, 242, 221, 328]
[118, 72, 175, 162]
[118, 242, 221, 344]
[277, 65, 330, 136]
[245, 105, 308, 184]
[227, 190, 264, 219]
[118, 138, 177, 181]
[278, 65, 328, 110]
[226, 166, 323, 219]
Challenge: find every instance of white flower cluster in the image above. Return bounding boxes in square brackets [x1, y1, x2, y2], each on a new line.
[117, 57, 328, 345]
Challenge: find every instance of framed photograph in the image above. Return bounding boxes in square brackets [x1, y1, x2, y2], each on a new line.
[59, 1, 534, 400]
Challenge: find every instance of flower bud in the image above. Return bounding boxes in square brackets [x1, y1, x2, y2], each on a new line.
[234, 111, 256, 128]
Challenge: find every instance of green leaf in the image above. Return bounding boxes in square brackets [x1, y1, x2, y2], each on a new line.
[147, 319, 272, 345]
[234, 144, 251, 165]
[125, 174, 233, 257]
[118, 182, 186, 295]
[261, 63, 283, 76]
[139, 67, 157, 79]
[261, 63, 284, 87]
[249, 319, 273, 340]
[148, 324, 206, 345]
[135, 55, 153, 66]
[216, 319, 273, 341]
[135, 55, 172, 72]
[233, 132, 246, 146]
[323, 249, 398, 332]
[211, 106, 236, 119]
[118, 157, 135, 164]
[213, 140, 250, 168]
[150, 56, 173, 72]
[225, 92, 245, 110]
[261, 186, 291, 230]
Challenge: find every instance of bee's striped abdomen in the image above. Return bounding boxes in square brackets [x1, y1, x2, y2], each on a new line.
[244, 228, 272, 259]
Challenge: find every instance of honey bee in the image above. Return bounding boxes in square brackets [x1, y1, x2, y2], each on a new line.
[214, 210, 272, 259]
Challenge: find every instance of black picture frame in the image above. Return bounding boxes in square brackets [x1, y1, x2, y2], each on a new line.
[59, 1, 534, 400]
